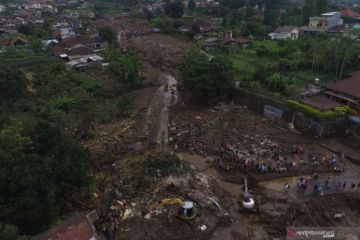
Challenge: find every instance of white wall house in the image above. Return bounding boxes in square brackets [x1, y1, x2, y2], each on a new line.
[268, 26, 299, 40]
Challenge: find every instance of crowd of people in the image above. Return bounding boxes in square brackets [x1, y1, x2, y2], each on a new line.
[283, 174, 360, 194]
[216, 134, 344, 174]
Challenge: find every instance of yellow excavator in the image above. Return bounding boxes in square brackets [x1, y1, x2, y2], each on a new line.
[148, 198, 197, 220]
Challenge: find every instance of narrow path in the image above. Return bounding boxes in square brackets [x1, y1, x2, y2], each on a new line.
[143, 74, 178, 152]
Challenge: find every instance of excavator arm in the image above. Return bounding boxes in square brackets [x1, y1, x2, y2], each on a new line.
[149, 198, 184, 210]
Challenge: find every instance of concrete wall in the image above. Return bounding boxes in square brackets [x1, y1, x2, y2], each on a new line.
[229, 87, 350, 137]
[321, 12, 341, 29]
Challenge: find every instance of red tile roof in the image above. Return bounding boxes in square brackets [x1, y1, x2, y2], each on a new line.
[60, 35, 102, 49]
[341, 9, 360, 18]
[326, 70, 360, 99]
[35, 215, 97, 240]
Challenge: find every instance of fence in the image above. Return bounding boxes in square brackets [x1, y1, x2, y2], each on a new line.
[229, 87, 353, 137]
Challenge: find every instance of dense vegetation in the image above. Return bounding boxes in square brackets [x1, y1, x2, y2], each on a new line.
[179, 51, 234, 101]
[0, 45, 142, 237]
[288, 100, 351, 121]
[0, 60, 90, 237]
[209, 32, 360, 98]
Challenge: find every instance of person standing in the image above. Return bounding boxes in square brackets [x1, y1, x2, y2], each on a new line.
[351, 183, 356, 192]
[283, 183, 290, 193]
[336, 181, 341, 191]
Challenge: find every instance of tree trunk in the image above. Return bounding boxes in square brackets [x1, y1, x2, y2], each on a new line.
[335, 57, 339, 80]
[338, 57, 346, 81]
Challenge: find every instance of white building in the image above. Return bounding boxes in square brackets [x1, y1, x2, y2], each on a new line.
[268, 26, 299, 40]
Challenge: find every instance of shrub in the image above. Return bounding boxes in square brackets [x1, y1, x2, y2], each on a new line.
[287, 100, 350, 121]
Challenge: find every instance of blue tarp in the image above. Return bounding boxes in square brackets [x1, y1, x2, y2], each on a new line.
[348, 115, 360, 124]
[263, 105, 284, 120]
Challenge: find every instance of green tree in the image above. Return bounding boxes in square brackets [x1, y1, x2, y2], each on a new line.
[164, 0, 184, 18]
[0, 223, 27, 240]
[17, 23, 35, 35]
[30, 39, 46, 56]
[108, 54, 143, 91]
[179, 51, 234, 100]
[188, 0, 196, 10]
[303, 0, 315, 24]
[264, 0, 279, 26]
[0, 62, 26, 102]
[315, 0, 328, 15]
[0, 121, 89, 234]
[99, 27, 117, 45]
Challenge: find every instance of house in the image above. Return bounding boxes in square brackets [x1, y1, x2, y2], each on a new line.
[341, 9, 360, 20]
[64, 44, 95, 58]
[60, 35, 103, 49]
[43, 39, 59, 46]
[3, 35, 28, 47]
[268, 26, 299, 40]
[58, 27, 75, 39]
[319, 12, 343, 29]
[35, 211, 99, 240]
[203, 37, 218, 51]
[194, 20, 219, 33]
[218, 31, 250, 48]
[299, 12, 343, 35]
[66, 54, 105, 71]
[324, 70, 360, 110]
[49, 35, 103, 56]
[51, 22, 76, 40]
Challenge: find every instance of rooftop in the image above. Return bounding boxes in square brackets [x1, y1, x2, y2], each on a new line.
[205, 37, 218, 43]
[300, 94, 341, 111]
[35, 213, 98, 240]
[326, 70, 360, 99]
[272, 26, 297, 34]
[321, 12, 339, 16]
[341, 9, 360, 18]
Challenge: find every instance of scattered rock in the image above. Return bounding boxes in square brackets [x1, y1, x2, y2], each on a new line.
[333, 212, 345, 220]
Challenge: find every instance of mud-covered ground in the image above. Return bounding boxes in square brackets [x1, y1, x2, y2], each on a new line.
[80, 17, 360, 240]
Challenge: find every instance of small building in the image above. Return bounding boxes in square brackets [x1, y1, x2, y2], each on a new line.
[268, 26, 299, 40]
[218, 31, 250, 48]
[299, 12, 343, 35]
[203, 37, 218, 51]
[35, 211, 99, 240]
[49, 35, 103, 56]
[325, 70, 360, 110]
[194, 20, 219, 33]
[221, 37, 250, 48]
[320, 12, 343, 29]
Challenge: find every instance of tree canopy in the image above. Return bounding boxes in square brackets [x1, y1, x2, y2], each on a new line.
[179, 51, 234, 101]
[164, 0, 184, 19]
[0, 59, 93, 235]
[99, 26, 117, 45]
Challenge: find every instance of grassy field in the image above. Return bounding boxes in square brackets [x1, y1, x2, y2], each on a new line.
[210, 40, 334, 94]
